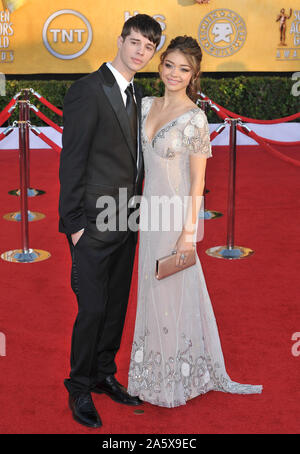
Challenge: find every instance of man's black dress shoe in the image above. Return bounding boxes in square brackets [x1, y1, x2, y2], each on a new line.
[68, 392, 102, 428]
[92, 375, 143, 406]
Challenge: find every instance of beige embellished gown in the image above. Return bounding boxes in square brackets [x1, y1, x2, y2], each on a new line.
[127, 96, 262, 407]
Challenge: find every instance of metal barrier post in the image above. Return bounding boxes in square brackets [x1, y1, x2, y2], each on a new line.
[1, 117, 51, 263]
[197, 99, 223, 221]
[8, 89, 45, 198]
[205, 118, 254, 259]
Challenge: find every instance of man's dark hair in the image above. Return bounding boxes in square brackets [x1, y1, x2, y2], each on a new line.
[121, 14, 162, 48]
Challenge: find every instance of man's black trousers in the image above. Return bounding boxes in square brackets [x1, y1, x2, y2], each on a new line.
[64, 230, 136, 396]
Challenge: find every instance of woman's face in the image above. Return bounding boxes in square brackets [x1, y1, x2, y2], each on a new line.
[160, 50, 194, 94]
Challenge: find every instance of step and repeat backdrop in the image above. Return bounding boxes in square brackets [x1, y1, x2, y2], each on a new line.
[0, 0, 299, 73]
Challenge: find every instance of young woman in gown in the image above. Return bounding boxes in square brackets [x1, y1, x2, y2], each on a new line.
[127, 36, 262, 408]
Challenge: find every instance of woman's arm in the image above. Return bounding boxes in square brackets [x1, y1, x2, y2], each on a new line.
[175, 154, 207, 266]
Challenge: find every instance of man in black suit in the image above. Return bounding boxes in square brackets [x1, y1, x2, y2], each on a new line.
[59, 14, 162, 428]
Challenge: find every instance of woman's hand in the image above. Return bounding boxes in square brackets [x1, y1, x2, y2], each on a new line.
[174, 230, 195, 267]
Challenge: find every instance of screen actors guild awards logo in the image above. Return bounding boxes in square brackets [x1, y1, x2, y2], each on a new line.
[198, 9, 247, 57]
[0, 8, 14, 62]
[276, 9, 300, 61]
[276, 8, 293, 46]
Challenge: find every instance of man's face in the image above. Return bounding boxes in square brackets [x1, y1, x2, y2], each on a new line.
[117, 29, 157, 74]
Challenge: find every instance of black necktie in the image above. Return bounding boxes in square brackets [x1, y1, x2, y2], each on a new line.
[125, 84, 137, 159]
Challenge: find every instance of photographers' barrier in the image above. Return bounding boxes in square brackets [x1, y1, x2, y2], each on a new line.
[199, 93, 299, 259]
[1, 111, 50, 263]
[200, 93, 300, 168]
[0, 93, 20, 127]
[7, 90, 46, 198]
[4, 92, 46, 217]
[30, 89, 63, 117]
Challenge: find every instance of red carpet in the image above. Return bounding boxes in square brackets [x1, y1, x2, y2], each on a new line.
[0, 145, 299, 434]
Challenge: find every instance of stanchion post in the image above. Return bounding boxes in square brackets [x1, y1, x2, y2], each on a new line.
[199, 100, 209, 115]
[1, 95, 51, 263]
[205, 117, 254, 259]
[23, 90, 31, 189]
[196, 98, 223, 221]
[8, 91, 45, 198]
[18, 113, 30, 253]
[226, 118, 237, 249]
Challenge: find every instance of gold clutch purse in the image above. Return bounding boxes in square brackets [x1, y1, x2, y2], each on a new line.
[155, 250, 196, 280]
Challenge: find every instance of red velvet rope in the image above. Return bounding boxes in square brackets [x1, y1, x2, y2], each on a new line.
[255, 136, 300, 147]
[201, 94, 300, 124]
[0, 111, 11, 127]
[0, 98, 16, 123]
[30, 127, 61, 153]
[0, 128, 13, 142]
[33, 94, 63, 117]
[237, 125, 300, 168]
[30, 107, 63, 133]
[210, 128, 224, 142]
[204, 100, 300, 167]
[211, 106, 230, 122]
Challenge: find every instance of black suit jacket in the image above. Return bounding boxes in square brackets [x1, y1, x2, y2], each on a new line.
[59, 63, 144, 243]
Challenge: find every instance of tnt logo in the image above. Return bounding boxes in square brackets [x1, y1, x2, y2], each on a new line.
[42, 9, 93, 60]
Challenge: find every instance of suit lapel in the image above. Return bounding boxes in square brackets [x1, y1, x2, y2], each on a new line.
[134, 83, 144, 181]
[97, 64, 136, 163]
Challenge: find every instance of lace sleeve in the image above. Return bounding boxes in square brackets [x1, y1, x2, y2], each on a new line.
[142, 96, 154, 117]
[182, 110, 212, 158]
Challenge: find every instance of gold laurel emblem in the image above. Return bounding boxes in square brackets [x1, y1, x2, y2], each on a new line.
[198, 9, 247, 57]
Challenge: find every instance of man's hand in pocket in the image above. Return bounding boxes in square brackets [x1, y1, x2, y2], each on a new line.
[71, 228, 84, 246]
